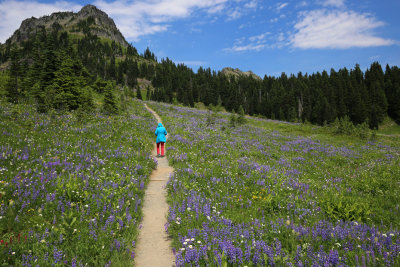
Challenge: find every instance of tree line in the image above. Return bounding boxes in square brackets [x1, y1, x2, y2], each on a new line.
[147, 60, 399, 129]
[1, 20, 399, 128]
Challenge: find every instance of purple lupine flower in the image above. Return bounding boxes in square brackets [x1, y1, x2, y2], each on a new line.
[53, 247, 63, 264]
[328, 250, 339, 265]
[114, 239, 121, 252]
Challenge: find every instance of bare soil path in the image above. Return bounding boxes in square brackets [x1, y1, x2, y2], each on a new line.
[134, 104, 174, 266]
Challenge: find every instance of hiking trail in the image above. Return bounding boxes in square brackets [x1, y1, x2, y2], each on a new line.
[134, 104, 175, 266]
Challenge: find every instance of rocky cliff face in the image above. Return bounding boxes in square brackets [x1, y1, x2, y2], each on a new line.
[7, 5, 128, 47]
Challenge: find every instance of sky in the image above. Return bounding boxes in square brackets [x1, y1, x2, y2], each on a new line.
[0, 0, 399, 77]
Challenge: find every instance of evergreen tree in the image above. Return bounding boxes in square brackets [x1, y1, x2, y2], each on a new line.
[349, 67, 368, 124]
[146, 86, 151, 100]
[108, 56, 116, 80]
[80, 86, 95, 111]
[103, 81, 118, 114]
[93, 77, 107, 93]
[143, 47, 156, 61]
[136, 87, 143, 100]
[385, 65, 400, 123]
[229, 109, 236, 127]
[365, 62, 387, 129]
[47, 55, 90, 111]
[5, 46, 21, 103]
[237, 105, 246, 124]
[127, 60, 138, 88]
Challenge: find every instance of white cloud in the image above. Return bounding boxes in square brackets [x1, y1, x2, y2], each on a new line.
[270, 18, 279, 23]
[207, 3, 225, 14]
[276, 2, 288, 11]
[290, 9, 395, 49]
[249, 32, 270, 42]
[320, 0, 345, 8]
[227, 9, 243, 20]
[225, 32, 270, 52]
[225, 43, 265, 52]
[227, 0, 257, 21]
[0, 0, 81, 43]
[296, 1, 309, 8]
[175, 60, 207, 66]
[244, 0, 258, 9]
[93, 0, 229, 41]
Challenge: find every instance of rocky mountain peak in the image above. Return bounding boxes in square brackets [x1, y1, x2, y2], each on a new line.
[78, 4, 107, 18]
[6, 5, 128, 47]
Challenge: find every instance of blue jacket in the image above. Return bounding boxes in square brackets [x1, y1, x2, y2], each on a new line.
[155, 123, 167, 143]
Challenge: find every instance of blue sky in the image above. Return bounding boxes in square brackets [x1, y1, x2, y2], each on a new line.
[1, 0, 399, 77]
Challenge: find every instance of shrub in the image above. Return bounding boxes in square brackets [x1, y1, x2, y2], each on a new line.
[194, 102, 207, 110]
[237, 105, 246, 125]
[329, 116, 371, 138]
[229, 109, 236, 127]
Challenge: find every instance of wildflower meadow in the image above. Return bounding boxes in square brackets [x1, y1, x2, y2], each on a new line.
[149, 102, 400, 266]
[1, 98, 399, 266]
[0, 100, 157, 266]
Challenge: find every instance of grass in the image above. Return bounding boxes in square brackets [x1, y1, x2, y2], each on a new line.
[378, 117, 400, 135]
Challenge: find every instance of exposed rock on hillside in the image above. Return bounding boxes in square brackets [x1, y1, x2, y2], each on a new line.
[7, 5, 128, 47]
[221, 67, 261, 80]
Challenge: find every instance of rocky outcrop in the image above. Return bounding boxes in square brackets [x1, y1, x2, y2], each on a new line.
[7, 5, 128, 47]
[221, 67, 261, 80]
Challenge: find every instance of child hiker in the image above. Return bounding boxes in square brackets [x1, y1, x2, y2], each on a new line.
[155, 122, 167, 157]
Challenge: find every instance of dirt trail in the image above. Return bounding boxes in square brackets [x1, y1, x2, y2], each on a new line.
[134, 104, 174, 266]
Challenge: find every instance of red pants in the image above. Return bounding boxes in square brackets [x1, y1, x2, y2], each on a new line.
[157, 142, 165, 156]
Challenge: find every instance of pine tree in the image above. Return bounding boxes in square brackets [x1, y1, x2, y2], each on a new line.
[365, 62, 387, 129]
[103, 81, 118, 114]
[48, 55, 89, 111]
[349, 68, 368, 124]
[146, 86, 151, 100]
[136, 87, 143, 100]
[94, 77, 107, 93]
[80, 86, 95, 111]
[237, 105, 246, 124]
[229, 109, 236, 127]
[385, 65, 400, 123]
[5, 46, 21, 103]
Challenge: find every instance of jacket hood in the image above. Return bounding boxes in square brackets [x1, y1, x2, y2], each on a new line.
[158, 123, 163, 127]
